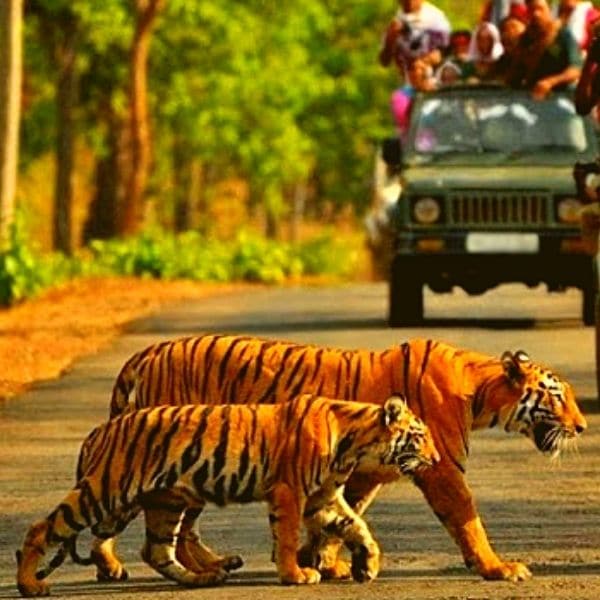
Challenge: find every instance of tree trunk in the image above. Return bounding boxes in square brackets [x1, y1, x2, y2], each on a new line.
[289, 181, 307, 243]
[120, 0, 164, 235]
[0, 0, 23, 247]
[52, 17, 78, 254]
[188, 158, 203, 231]
[83, 102, 125, 242]
[172, 136, 189, 232]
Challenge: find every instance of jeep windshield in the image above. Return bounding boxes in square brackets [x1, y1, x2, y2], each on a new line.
[405, 89, 597, 166]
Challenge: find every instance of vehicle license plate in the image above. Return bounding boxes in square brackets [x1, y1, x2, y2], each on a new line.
[466, 233, 539, 253]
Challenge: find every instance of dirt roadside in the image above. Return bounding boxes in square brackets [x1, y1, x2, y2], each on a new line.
[0, 277, 246, 400]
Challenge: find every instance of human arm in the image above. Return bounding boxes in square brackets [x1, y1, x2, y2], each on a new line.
[379, 19, 403, 67]
[532, 28, 582, 99]
[532, 65, 581, 99]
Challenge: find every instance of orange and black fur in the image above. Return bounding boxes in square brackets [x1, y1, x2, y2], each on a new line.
[16, 394, 438, 597]
[103, 335, 586, 583]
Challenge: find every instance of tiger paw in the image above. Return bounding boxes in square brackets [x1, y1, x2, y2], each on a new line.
[280, 566, 322, 585]
[215, 554, 244, 572]
[178, 540, 243, 574]
[350, 544, 380, 583]
[17, 578, 50, 598]
[319, 558, 352, 580]
[95, 562, 128, 582]
[184, 568, 228, 587]
[92, 549, 128, 582]
[481, 560, 532, 582]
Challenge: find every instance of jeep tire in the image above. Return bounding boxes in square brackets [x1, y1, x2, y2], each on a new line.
[388, 255, 423, 327]
[584, 259, 597, 327]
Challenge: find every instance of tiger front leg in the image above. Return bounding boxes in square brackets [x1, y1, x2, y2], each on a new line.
[299, 474, 382, 581]
[304, 488, 381, 583]
[141, 494, 227, 587]
[175, 507, 244, 573]
[90, 506, 140, 582]
[267, 484, 321, 585]
[414, 462, 532, 582]
[16, 489, 88, 597]
[16, 521, 51, 598]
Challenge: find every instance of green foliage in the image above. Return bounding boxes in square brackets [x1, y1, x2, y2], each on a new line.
[87, 230, 354, 285]
[296, 232, 359, 277]
[20, 0, 486, 239]
[0, 224, 76, 306]
[87, 232, 234, 281]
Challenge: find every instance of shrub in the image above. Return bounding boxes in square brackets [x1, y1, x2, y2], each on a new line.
[0, 227, 361, 306]
[0, 225, 76, 306]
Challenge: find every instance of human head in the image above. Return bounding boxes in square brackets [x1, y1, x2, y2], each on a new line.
[436, 60, 461, 86]
[401, 0, 423, 13]
[509, 1, 529, 24]
[469, 22, 504, 62]
[500, 15, 527, 53]
[449, 30, 471, 61]
[558, 0, 579, 15]
[477, 24, 496, 56]
[526, 0, 554, 31]
[406, 57, 431, 88]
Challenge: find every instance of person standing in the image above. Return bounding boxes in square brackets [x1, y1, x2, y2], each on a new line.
[557, 0, 600, 53]
[379, 0, 450, 74]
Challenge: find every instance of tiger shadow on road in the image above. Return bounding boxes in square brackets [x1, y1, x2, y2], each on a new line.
[1, 562, 600, 598]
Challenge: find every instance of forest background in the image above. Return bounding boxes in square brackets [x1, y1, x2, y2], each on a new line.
[0, 1, 533, 303]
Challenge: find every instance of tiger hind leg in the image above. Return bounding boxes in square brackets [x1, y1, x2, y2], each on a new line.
[141, 494, 227, 587]
[176, 507, 243, 573]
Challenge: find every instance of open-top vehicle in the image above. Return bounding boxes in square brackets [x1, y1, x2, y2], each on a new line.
[371, 85, 598, 326]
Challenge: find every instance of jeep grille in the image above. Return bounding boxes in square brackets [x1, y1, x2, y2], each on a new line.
[448, 191, 549, 226]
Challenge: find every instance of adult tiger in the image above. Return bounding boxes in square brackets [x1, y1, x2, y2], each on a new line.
[102, 335, 586, 583]
[16, 394, 439, 597]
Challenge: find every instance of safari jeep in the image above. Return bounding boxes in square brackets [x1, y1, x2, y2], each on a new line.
[377, 85, 598, 327]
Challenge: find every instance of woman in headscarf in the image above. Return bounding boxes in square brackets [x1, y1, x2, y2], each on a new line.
[463, 21, 505, 82]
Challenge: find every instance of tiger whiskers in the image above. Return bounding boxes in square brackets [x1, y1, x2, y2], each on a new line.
[544, 425, 579, 462]
[396, 453, 434, 474]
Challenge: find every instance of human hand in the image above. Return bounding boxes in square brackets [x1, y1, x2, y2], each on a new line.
[531, 78, 552, 100]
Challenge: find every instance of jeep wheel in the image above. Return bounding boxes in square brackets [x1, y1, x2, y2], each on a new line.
[388, 256, 423, 327]
[584, 285, 596, 326]
[595, 293, 600, 405]
[583, 260, 597, 327]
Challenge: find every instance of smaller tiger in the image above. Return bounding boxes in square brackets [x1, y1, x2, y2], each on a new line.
[16, 394, 439, 597]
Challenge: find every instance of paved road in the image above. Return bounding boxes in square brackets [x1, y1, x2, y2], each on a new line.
[1, 283, 599, 599]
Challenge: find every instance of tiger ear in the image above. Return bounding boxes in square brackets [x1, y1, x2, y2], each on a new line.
[382, 395, 408, 426]
[514, 350, 531, 364]
[501, 351, 526, 385]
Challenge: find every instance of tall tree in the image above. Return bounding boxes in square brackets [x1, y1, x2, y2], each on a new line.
[120, 0, 165, 235]
[48, 9, 79, 254]
[0, 0, 23, 246]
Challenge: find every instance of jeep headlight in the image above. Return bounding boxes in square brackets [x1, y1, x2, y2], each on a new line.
[413, 197, 441, 224]
[556, 197, 583, 223]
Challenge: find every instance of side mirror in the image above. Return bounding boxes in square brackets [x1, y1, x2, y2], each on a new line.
[382, 137, 402, 167]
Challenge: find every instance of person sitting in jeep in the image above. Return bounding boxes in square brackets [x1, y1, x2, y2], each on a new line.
[508, 0, 582, 99]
